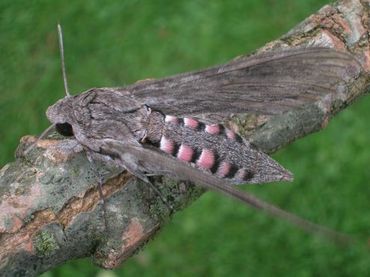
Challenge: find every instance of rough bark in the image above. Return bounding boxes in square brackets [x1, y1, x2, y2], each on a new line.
[0, 0, 369, 276]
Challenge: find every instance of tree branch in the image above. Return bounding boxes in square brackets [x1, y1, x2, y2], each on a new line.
[0, 0, 369, 276]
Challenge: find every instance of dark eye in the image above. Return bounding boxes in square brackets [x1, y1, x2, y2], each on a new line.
[55, 122, 74, 137]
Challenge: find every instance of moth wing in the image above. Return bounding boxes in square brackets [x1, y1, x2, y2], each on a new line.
[105, 142, 287, 198]
[120, 48, 361, 116]
[105, 141, 351, 243]
[105, 141, 260, 193]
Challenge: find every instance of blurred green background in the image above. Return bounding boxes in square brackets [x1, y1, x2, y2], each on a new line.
[1, 0, 370, 276]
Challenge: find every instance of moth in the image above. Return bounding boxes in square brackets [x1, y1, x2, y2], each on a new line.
[42, 26, 362, 242]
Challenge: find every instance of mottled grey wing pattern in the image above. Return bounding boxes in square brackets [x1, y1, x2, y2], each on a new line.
[117, 48, 361, 116]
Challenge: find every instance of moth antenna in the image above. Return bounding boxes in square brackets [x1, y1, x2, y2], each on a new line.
[23, 124, 56, 155]
[57, 23, 70, 97]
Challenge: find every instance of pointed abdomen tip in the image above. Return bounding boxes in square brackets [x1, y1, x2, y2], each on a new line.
[281, 170, 294, 182]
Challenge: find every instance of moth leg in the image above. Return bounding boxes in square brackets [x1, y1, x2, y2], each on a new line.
[145, 171, 172, 177]
[145, 180, 174, 213]
[128, 171, 174, 213]
[85, 150, 109, 231]
[129, 172, 174, 213]
[118, 153, 174, 212]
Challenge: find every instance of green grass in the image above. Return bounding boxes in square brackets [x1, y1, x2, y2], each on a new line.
[1, 0, 370, 276]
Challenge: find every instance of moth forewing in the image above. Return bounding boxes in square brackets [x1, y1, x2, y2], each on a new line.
[104, 141, 352, 245]
[121, 48, 361, 116]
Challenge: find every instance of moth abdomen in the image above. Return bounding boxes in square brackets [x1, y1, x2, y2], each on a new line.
[146, 114, 253, 181]
[158, 134, 243, 180]
[144, 113, 292, 184]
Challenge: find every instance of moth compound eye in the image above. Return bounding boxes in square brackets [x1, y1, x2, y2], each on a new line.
[143, 104, 151, 114]
[55, 122, 74, 137]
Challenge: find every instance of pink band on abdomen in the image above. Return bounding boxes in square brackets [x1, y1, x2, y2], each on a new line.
[196, 149, 215, 170]
[205, 124, 221, 135]
[184, 117, 199, 129]
[226, 129, 236, 140]
[217, 161, 232, 177]
[177, 144, 194, 162]
[160, 136, 175, 154]
[165, 115, 179, 125]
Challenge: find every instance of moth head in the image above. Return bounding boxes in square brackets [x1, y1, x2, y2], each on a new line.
[46, 97, 75, 137]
